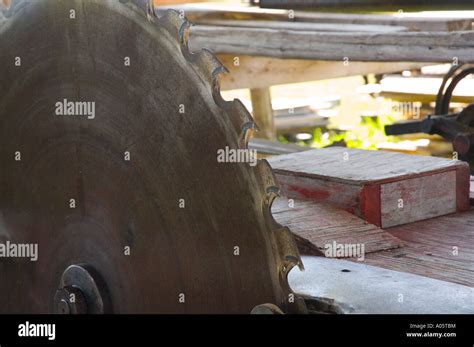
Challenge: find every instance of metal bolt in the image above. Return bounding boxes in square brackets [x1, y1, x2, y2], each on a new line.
[54, 286, 87, 314]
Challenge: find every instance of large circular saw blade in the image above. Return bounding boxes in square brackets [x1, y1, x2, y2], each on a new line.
[0, 0, 303, 313]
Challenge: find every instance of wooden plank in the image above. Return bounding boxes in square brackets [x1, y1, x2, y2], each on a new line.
[273, 173, 363, 213]
[157, 4, 474, 31]
[268, 148, 470, 227]
[380, 171, 457, 228]
[361, 209, 474, 287]
[189, 26, 474, 62]
[378, 75, 474, 103]
[274, 195, 474, 287]
[272, 198, 402, 256]
[152, 0, 203, 5]
[217, 55, 426, 90]
[249, 138, 309, 156]
[157, 3, 292, 22]
[274, 114, 328, 132]
[268, 147, 466, 182]
[260, 0, 472, 7]
[293, 11, 474, 32]
[380, 91, 474, 104]
[200, 19, 409, 32]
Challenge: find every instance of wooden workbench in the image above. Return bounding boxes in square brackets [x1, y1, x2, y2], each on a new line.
[274, 197, 474, 287]
[269, 148, 473, 287]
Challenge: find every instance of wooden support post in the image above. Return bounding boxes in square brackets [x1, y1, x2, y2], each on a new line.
[250, 87, 276, 140]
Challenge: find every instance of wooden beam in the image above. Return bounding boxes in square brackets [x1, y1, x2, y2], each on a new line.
[380, 91, 474, 104]
[250, 88, 276, 140]
[189, 26, 474, 63]
[217, 55, 425, 90]
[157, 4, 474, 31]
[260, 0, 474, 12]
[157, 3, 297, 22]
[200, 19, 408, 33]
[378, 76, 474, 103]
[293, 11, 474, 32]
[249, 138, 309, 156]
[153, 0, 205, 5]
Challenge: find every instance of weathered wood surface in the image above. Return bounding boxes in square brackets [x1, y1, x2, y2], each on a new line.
[292, 12, 474, 32]
[273, 173, 363, 214]
[217, 55, 425, 90]
[378, 76, 474, 104]
[275, 195, 474, 287]
[269, 147, 467, 182]
[380, 171, 456, 228]
[157, 4, 474, 31]
[189, 26, 474, 62]
[249, 138, 309, 156]
[259, 0, 474, 10]
[274, 113, 328, 132]
[272, 198, 402, 256]
[268, 148, 470, 227]
[380, 91, 474, 104]
[361, 210, 474, 287]
[153, 0, 202, 5]
[200, 19, 408, 32]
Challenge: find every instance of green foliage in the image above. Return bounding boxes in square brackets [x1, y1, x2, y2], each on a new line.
[278, 135, 289, 144]
[310, 128, 345, 148]
[310, 115, 397, 150]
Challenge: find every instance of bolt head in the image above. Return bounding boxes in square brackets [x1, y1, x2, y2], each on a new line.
[54, 286, 87, 314]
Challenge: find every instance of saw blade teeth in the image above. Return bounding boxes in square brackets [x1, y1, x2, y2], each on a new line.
[178, 19, 192, 60]
[226, 99, 257, 149]
[254, 160, 282, 229]
[211, 66, 229, 107]
[156, 9, 191, 50]
[145, 0, 156, 22]
[255, 159, 279, 198]
[193, 48, 227, 90]
[156, 10, 256, 152]
[240, 121, 255, 149]
[206, 60, 258, 150]
[254, 160, 304, 311]
[265, 186, 280, 208]
[276, 226, 305, 272]
[122, 0, 156, 20]
[274, 225, 305, 313]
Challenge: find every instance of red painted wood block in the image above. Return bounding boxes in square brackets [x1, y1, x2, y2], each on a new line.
[268, 148, 470, 228]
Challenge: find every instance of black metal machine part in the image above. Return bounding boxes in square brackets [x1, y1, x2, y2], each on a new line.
[385, 104, 474, 173]
[385, 64, 474, 173]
